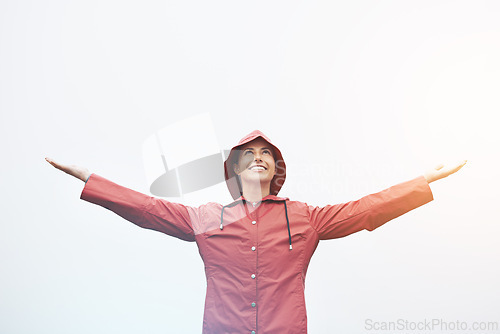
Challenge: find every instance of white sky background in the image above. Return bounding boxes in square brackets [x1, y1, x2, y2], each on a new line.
[1, 0, 499, 333]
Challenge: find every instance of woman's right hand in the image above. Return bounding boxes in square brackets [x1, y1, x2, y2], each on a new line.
[45, 157, 91, 182]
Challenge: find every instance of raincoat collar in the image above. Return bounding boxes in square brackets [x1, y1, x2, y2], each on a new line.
[233, 194, 290, 204]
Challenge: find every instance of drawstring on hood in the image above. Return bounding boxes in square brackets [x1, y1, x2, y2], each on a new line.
[283, 200, 292, 250]
[222, 130, 292, 249]
[220, 206, 225, 230]
[219, 200, 240, 230]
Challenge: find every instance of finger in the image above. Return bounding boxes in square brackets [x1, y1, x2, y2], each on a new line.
[441, 162, 466, 177]
[46, 158, 68, 172]
[45, 157, 58, 167]
[450, 160, 467, 172]
[46, 157, 59, 168]
[454, 160, 467, 172]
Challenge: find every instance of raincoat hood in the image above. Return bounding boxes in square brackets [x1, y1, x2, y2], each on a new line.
[224, 130, 286, 201]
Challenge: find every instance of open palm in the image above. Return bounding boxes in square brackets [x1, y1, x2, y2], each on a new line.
[45, 157, 90, 182]
[424, 160, 467, 183]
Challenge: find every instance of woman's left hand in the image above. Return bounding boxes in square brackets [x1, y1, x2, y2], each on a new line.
[424, 160, 467, 183]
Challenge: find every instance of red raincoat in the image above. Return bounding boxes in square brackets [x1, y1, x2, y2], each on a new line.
[80, 130, 433, 333]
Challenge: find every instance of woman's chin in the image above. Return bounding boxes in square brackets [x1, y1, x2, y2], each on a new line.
[241, 174, 273, 184]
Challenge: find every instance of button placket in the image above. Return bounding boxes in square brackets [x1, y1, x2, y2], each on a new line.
[250, 216, 258, 332]
[248, 206, 261, 333]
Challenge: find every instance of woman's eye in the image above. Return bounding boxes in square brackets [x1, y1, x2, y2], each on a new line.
[244, 150, 270, 155]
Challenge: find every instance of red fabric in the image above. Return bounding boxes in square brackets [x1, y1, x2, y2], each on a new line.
[81, 173, 433, 333]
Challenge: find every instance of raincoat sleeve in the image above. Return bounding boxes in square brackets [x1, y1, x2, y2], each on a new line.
[309, 175, 433, 240]
[80, 174, 198, 241]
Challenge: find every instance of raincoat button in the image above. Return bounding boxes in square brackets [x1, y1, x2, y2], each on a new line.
[251, 246, 256, 251]
[252, 220, 256, 225]
[251, 302, 256, 307]
[251, 274, 256, 279]
[251, 331, 256, 334]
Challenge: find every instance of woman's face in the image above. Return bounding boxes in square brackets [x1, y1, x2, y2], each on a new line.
[233, 138, 277, 186]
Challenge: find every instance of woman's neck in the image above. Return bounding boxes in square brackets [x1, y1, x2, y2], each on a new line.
[241, 180, 270, 203]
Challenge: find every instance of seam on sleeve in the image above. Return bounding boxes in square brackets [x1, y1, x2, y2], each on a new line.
[309, 200, 376, 238]
[140, 200, 195, 237]
[306, 203, 323, 239]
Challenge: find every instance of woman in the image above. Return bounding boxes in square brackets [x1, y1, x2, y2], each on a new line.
[46, 129, 466, 333]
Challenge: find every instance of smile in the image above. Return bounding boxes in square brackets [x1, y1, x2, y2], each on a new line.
[248, 166, 267, 171]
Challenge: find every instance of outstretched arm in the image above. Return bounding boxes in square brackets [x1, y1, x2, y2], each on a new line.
[45, 157, 197, 241]
[423, 160, 467, 183]
[311, 160, 467, 240]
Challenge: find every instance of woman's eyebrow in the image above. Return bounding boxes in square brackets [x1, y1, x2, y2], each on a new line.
[244, 147, 272, 151]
